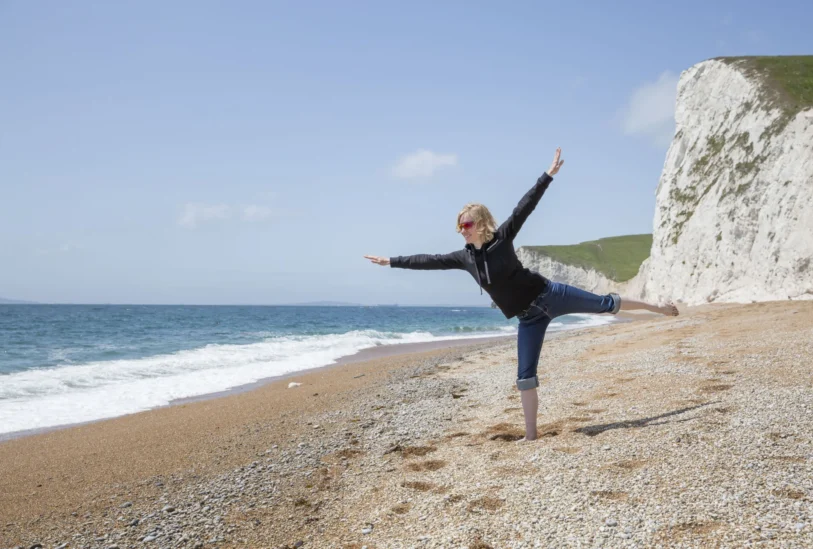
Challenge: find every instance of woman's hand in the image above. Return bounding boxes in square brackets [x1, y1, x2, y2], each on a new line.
[364, 255, 390, 266]
[547, 147, 564, 176]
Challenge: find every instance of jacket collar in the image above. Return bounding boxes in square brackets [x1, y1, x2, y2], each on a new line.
[465, 237, 496, 254]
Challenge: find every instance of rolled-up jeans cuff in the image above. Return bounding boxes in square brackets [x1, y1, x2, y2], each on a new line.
[609, 293, 621, 314]
[516, 376, 539, 390]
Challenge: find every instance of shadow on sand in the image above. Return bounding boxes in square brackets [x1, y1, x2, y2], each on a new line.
[573, 402, 717, 437]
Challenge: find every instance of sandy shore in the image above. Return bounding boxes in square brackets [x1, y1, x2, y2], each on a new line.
[1, 302, 811, 548]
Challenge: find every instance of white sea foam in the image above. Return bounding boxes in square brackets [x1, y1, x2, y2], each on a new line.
[0, 316, 616, 436]
[0, 329, 499, 435]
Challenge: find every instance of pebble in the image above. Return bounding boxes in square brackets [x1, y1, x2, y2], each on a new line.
[11, 333, 813, 547]
[120, 501, 133, 508]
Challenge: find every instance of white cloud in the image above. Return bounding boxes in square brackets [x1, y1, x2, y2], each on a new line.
[392, 149, 458, 179]
[178, 203, 232, 228]
[242, 205, 274, 222]
[620, 71, 679, 148]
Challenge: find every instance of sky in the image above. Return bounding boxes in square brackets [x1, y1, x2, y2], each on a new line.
[1, 1, 811, 305]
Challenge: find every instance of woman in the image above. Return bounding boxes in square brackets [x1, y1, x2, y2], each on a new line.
[364, 148, 678, 442]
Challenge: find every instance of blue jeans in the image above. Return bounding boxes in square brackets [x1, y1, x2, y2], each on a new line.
[515, 281, 619, 390]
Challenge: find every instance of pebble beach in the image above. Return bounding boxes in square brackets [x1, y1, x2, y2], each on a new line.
[2, 301, 812, 548]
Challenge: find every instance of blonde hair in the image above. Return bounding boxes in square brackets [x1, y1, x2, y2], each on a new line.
[456, 203, 498, 242]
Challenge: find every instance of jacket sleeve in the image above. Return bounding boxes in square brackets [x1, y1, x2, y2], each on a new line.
[497, 172, 553, 240]
[389, 250, 465, 270]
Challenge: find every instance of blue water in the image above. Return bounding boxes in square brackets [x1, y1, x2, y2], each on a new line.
[0, 304, 614, 436]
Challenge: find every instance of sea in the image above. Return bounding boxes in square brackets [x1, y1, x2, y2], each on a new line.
[0, 304, 617, 437]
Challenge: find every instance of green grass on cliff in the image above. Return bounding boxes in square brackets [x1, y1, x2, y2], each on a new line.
[718, 56, 813, 113]
[522, 234, 652, 283]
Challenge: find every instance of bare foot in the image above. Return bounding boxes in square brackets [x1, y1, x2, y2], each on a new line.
[659, 302, 679, 316]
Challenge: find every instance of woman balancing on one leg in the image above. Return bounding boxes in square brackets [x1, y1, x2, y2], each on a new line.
[365, 148, 679, 442]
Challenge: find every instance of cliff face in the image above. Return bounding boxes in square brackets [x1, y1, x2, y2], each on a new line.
[516, 249, 618, 295]
[516, 58, 813, 306]
[631, 57, 813, 305]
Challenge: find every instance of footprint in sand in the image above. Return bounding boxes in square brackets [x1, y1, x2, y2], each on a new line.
[405, 460, 447, 472]
[484, 422, 560, 442]
[484, 422, 525, 442]
[667, 521, 722, 538]
[401, 481, 435, 492]
[553, 446, 581, 454]
[490, 432, 524, 442]
[386, 445, 437, 457]
[699, 383, 733, 393]
[334, 449, 364, 460]
[467, 496, 504, 513]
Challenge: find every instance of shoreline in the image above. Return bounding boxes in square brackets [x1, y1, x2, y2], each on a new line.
[168, 333, 518, 406]
[0, 334, 509, 445]
[9, 303, 807, 547]
[1, 314, 633, 445]
[0, 333, 525, 542]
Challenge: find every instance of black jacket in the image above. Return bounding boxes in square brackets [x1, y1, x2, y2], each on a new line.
[390, 173, 553, 319]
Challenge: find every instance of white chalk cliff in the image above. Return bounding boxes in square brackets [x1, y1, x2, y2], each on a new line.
[631, 57, 813, 305]
[519, 57, 813, 306]
[516, 249, 618, 295]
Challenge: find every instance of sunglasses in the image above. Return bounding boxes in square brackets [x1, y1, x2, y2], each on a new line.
[457, 220, 475, 231]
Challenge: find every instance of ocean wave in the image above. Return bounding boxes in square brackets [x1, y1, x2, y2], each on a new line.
[0, 328, 509, 435]
[0, 313, 619, 435]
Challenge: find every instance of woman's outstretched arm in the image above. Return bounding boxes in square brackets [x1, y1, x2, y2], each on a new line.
[497, 147, 564, 240]
[364, 251, 465, 270]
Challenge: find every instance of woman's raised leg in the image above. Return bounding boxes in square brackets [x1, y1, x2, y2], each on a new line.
[618, 297, 679, 316]
[542, 281, 678, 318]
